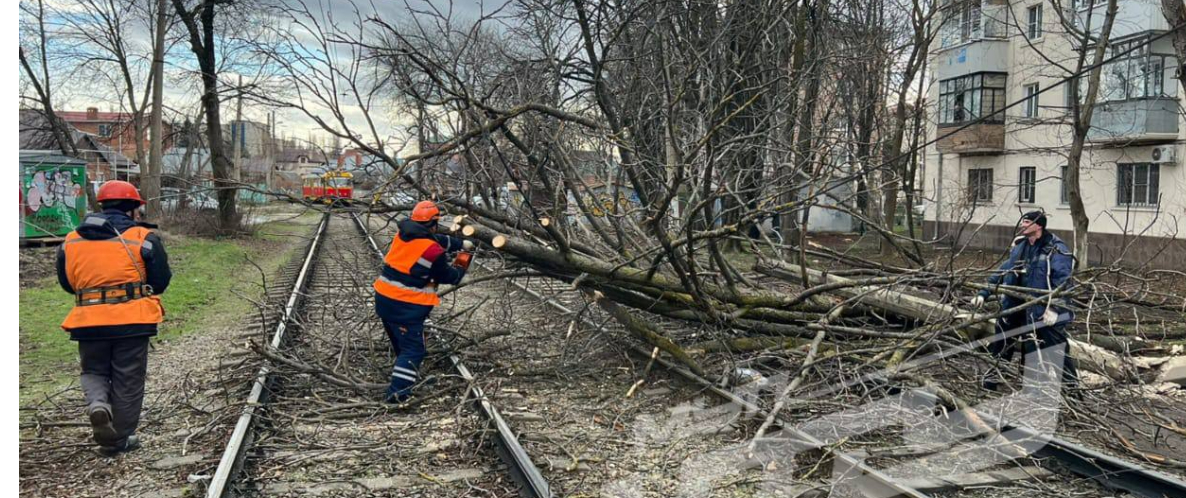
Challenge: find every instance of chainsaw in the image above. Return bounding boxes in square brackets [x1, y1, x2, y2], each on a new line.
[452, 240, 475, 270]
[452, 250, 474, 270]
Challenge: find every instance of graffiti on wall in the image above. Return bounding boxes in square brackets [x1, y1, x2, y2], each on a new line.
[22, 166, 86, 237]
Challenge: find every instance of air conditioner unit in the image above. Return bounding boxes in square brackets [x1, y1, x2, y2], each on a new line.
[1151, 145, 1177, 165]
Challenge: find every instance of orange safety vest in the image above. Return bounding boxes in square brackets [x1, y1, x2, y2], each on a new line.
[60, 226, 165, 330]
[373, 236, 441, 307]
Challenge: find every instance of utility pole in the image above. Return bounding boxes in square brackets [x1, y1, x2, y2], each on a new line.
[265, 111, 274, 193]
[145, 0, 167, 220]
[232, 74, 243, 183]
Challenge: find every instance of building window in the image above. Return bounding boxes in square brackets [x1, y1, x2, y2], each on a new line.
[940, 0, 1006, 47]
[1067, 164, 1076, 203]
[938, 72, 1007, 126]
[1019, 167, 1036, 203]
[968, 168, 994, 203]
[1070, 0, 1108, 10]
[1027, 4, 1042, 39]
[1096, 34, 1176, 103]
[98, 124, 113, 137]
[1023, 83, 1040, 118]
[1117, 163, 1160, 206]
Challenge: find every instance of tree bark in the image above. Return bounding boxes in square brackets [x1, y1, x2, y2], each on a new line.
[1066, 0, 1120, 268]
[759, 260, 1136, 381]
[172, 0, 237, 229]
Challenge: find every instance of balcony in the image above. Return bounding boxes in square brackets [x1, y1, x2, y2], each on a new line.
[936, 123, 1005, 154]
[1087, 98, 1180, 144]
[935, 40, 1010, 81]
[935, 0, 1009, 79]
[1074, 0, 1171, 41]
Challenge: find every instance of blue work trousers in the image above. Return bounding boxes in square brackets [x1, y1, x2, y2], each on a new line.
[381, 318, 427, 401]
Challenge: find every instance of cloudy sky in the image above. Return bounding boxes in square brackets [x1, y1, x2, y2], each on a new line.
[21, 0, 514, 154]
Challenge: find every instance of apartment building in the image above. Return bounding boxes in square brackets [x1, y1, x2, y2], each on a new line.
[924, 0, 1184, 267]
[228, 120, 272, 158]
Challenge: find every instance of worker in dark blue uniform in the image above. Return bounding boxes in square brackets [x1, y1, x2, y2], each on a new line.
[971, 211, 1077, 391]
[373, 201, 472, 403]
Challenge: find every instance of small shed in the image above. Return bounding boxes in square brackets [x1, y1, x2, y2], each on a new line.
[20, 152, 89, 239]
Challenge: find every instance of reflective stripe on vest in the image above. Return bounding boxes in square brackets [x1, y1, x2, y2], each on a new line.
[61, 225, 165, 330]
[374, 235, 440, 306]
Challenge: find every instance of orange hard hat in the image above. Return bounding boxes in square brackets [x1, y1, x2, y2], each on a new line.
[410, 200, 440, 222]
[96, 180, 144, 205]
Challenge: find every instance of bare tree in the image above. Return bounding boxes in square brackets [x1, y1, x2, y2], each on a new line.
[19, 0, 79, 158]
[877, 0, 938, 262]
[58, 0, 162, 168]
[1060, 0, 1121, 266]
[171, 0, 238, 229]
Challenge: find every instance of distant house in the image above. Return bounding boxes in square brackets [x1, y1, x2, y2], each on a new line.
[20, 109, 138, 185]
[227, 120, 270, 158]
[276, 146, 328, 175]
[19, 109, 80, 151]
[75, 134, 140, 183]
[57, 107, 173, 162]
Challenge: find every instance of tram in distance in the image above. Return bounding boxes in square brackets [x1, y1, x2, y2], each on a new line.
[302, 171, 354, 205]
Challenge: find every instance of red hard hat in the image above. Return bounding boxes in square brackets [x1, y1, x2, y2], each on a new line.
[410, 200, 440, 222]
[96, 180, 144, 205]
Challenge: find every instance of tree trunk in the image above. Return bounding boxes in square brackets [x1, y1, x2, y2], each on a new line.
[758, 260, 1136, 381]
[173, 0, 237, 229]
[1066, 0, 1119, 268]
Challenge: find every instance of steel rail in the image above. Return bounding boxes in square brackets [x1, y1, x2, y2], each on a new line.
[901, 389, 1186, 498]
[477, 265, 929, 498]
[206, 211, 330, 498]
[349, 212, 552, 498]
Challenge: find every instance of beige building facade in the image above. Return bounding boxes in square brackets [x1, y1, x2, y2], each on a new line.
[924, 0, 1184, 267]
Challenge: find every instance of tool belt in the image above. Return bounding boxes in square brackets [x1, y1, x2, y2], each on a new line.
[75, 283, 154, 306]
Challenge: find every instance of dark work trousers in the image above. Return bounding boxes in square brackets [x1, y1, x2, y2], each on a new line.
[78, 336, 150, 445]
[987, 312, 1078, 388]
[381, 318, 427, 401]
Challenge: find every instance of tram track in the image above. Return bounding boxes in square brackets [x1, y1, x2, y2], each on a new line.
[205, 207, 1186, 497]
[203, 210, 551, 497]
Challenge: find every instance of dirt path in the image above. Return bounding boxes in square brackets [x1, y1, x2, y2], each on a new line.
[18, 220, 318, 498]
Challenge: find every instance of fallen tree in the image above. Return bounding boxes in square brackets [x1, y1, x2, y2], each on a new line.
[447, 212, 1150, 384]
[758, 260, 1140, 382]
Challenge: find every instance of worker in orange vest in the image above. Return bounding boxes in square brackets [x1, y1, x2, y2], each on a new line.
[56, 180, 171, 456]
[374, 200, 472, 403]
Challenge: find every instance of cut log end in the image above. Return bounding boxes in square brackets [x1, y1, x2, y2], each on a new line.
[450, 215, 464, 231]
[539, 217, 551, 227]
[491, 235, 507, 248]
[462, 225, 477, 237]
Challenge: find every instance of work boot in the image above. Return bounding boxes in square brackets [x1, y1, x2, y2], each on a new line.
[87, 405, 117, 446]
[97, 435, 141, 458]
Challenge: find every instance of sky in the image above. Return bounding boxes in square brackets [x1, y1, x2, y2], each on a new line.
[20, 0, 513, 155]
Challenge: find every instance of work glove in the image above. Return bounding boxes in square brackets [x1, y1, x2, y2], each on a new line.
[462, 240, 475, 251]
[1042, 308, 1059, 326]
[969, 295, 985, 308]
